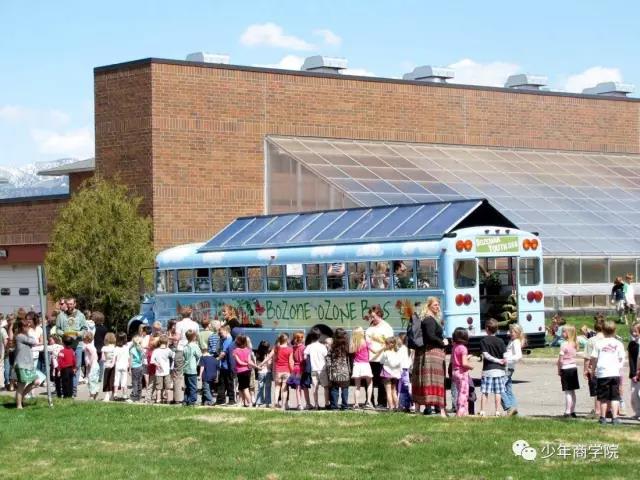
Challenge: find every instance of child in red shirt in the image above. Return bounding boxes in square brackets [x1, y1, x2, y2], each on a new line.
[58, 335, 76, 398]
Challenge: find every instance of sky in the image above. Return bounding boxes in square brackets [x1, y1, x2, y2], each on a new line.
[1, 0, 638, 168]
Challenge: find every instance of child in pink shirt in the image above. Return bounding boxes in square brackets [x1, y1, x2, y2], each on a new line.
[557, 325, 580, 417]
[349, 326, 373, 408]
[233, 335, 257, 407]
[451, 328, 473, 416]
[272, 333, 292, 410]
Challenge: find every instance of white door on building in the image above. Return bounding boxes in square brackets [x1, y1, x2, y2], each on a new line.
[0, 265, 40, 315]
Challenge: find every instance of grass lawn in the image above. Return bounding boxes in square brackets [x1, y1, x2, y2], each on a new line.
[1, 398, 638, 480]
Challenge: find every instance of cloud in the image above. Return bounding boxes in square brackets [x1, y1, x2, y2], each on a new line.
[157, 243, 201, 265]
[313, 28, 342, 46]
[310, 246, 336, 258]
[401, 242, 433, 255]
[0, 106, 70, 127]
[256, 249, 279, 261]
[31, 126, 94, 157]
[563, 66, 622, 93]
[356, 244, 384, 257]
[202, 252, 225, 264]
[257, 54, 305, 70]
[343, 68, 376, 77]
[448, 58, 521, 87]
[240, 23, 314, 51]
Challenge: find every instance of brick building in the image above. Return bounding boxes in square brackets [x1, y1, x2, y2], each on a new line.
[1, 56, 639, 312]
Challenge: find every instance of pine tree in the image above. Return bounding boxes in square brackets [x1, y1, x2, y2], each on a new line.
[45, 179, 154, 331]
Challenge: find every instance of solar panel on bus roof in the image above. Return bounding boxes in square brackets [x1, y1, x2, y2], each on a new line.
[198, 199, 489, 252]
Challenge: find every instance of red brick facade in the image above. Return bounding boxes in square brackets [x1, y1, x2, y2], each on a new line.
[89, 59, 636, 250]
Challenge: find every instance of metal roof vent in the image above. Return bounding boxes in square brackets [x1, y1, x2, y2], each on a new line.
[301, 55, 347, 74]
[185, 52, 230, 64]
[403, 66, 454, 83]
[504, 74, 548, 90]
[582, 81, 635, 97]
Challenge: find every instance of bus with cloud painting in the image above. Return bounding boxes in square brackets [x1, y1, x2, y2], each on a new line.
[140, 199, 545, 350]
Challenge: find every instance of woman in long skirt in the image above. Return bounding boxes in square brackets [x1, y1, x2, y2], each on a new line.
[412, 297, 447, 417]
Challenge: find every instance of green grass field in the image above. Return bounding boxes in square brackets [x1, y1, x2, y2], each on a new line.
[1, 398, 638, 480]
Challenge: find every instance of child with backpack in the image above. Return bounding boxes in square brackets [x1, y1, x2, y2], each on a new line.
[451, 327, 473, 416]
[286, 331, 306, 410]
[379, 337, 402, 411]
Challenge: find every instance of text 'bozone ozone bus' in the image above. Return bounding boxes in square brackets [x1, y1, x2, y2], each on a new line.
[144, 199, 545, 350]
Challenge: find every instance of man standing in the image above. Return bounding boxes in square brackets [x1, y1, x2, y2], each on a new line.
[56, 298, 86, 396]
[173, 307, 199, 404]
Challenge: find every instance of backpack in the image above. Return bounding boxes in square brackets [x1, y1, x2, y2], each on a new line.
[407, 313, 424, 349]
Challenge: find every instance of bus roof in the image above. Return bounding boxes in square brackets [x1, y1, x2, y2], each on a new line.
[198, 199, 517, 253]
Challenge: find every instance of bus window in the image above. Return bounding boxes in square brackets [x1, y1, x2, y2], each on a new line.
[166, 270, 176, 293]
[267, 265, 283, 291]
[286, 264, 304, 291]
[454, 260, 477, 288]
[371, 261, 390, 289]
[177, 269, 194, 293]
[195, 268, 210, 293]
[327, 263, 345, 290]
[348, 262, 368, 290]
[247, 267, 264, 292]
[156, 271, 166, 293]
[393, 260, 414, 289]
[519, 258, 541, 286]
[306, 264, 324, 291]
[229, 267, 246, 292]
[211, 268, 227, 292]
[417, 259, 437, 288]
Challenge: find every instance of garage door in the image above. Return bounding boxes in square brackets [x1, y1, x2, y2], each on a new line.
[0, 265, 41, 315]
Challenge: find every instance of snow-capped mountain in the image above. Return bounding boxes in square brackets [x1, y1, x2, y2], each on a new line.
[0, 158, 74, 199]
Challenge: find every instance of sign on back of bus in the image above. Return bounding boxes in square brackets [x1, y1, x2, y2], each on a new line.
[476, 236, 519, 254]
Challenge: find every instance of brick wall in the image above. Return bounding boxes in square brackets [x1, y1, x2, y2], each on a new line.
[69, 171, 94, 193]
[0, 196, 68, 246]
[94, 59, 640, 250]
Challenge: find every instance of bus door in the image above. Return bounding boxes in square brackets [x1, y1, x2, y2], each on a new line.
[478, 257, 517, 331]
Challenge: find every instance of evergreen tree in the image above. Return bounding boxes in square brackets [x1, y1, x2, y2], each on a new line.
[45, 179, 154, 330]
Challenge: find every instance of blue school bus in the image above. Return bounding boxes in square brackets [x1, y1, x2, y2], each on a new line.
[137, 199, 545, 349]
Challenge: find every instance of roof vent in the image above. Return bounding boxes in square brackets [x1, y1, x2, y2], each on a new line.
[582, 81, 635, 97]
[185, 52, 230, 64]
[504, 74, 548, 90]
[301, 56, 347, 74]
[403, 66, 454, 83]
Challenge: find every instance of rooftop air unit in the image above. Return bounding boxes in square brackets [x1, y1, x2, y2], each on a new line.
[301, 56, 347, 74]
[582, 81, 635, 97]
[504, 74, 548, 90]
[185, 52, 230, 64]
[402, 66, 454, 83]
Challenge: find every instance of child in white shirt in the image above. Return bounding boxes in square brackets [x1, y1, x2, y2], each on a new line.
[113, 332, 130, 400]
[150, 335, 175, 403]
[591, 320, 625, 425]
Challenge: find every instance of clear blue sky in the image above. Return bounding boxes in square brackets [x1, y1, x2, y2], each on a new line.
[1, 0, 638, 168]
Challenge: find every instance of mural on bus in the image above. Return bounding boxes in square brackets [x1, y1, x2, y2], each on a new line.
[155, 294, 432, 330]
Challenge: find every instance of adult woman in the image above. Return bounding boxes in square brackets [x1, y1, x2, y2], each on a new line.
[14, 319, 42, 409]
[412, 297, 447, 417]
[222, 305, 240, 332]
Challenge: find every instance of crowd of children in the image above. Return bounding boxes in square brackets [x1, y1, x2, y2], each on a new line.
[2, 300, 639, 424]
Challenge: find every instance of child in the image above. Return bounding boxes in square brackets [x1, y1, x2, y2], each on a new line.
[479, 318, 506, 417]
[151, 335, 175, 404]
[129, 335, 145, 402]
[146, 336, 159, 404]
[58, 335, 76, 399]
[286, 331, 306, 410]
[549, 315, 566, 347]
[183, 330, 202, 406]
[215, 325, 235, 406]
[199, 345, 218, 406]
[101, 332, 117, 402]
[624, 273, 636, 325]
[629, 322, 640, 420]
[255, 340, 272, 407]
[48, 335, 64, 398]
[113, 332, 130, 400]
[233, 334, 256, 407]
[557, 325, 580, 417]
[325, 328, 351, 410]
[502, 324, 525, 416]
[14, 319, 44, 408]
[349, 326, 373, 409]
[591, 320, 625, 425]
[451, 327, 473, 416]
[272, 333, 292, 410]
[584, 316, 605, 416]
[304, 331, 329, 410]
[611, 277, 626, 323]
[82, 332, 100, 400]
[397, 333, 413, 412]
[379, 337, 402, 411]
